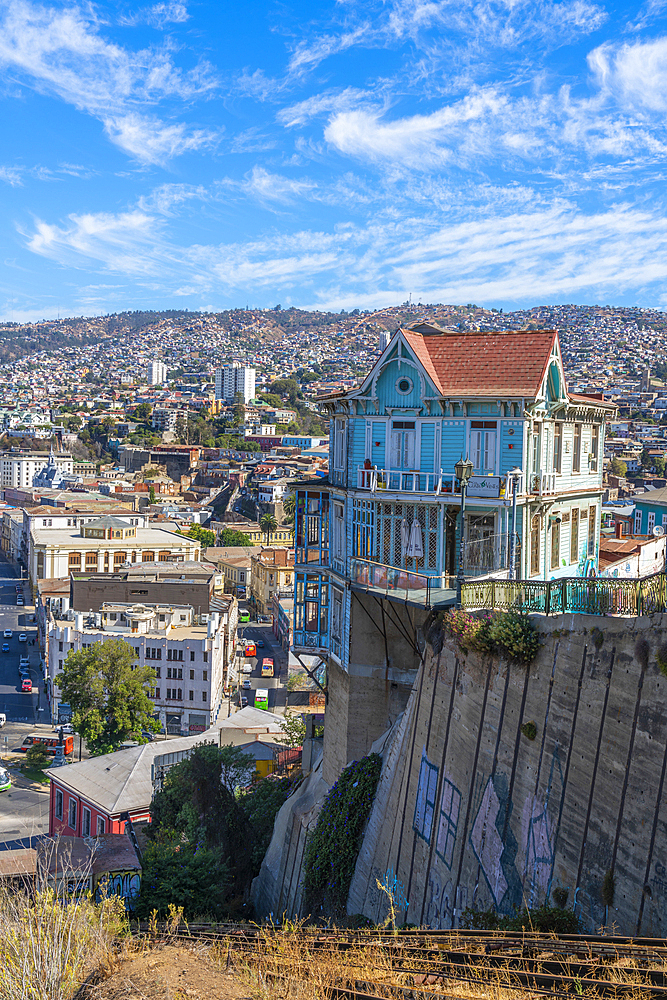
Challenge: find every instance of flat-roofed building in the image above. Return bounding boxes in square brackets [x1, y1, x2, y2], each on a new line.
[46, 599, 235, 732]
[29, 516, 200, 589]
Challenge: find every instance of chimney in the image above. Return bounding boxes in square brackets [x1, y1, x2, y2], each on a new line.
[615, 521, 623, 539]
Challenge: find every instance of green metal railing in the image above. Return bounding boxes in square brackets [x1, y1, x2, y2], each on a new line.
[461, 572, 667, 617]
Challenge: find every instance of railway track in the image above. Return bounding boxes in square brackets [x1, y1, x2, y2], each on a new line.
[132, 922, 667, 998]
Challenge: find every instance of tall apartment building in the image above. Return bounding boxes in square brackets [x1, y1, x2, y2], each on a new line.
[0, 451, 73, 490]
[46, 602, 234, 733]
[215, 363, 256, 404]
[378, 331, 391, 351]
[147, 361, 168, 385]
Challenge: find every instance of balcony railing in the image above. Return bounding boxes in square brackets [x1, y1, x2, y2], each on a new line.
[350, 558, 455, 606]
[357, 468, 453, 493]
[530, 473, 557, 496]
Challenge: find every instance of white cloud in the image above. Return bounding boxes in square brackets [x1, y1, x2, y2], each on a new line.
[120, 3, 190, 28]
[588, 36, 667, 112]
[287, 25, 372, 75]
[0, 166, 23, 186]
[238, 166, 317, 205]
[22, 196, 667, 309]
[0, 0, 216, 164]
[104, 114, 218, 164]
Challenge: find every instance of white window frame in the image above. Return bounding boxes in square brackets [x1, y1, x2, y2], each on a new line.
[634, 509, 642, 534]
[648, 511, 656, 534]
[333, 418, 346, 471]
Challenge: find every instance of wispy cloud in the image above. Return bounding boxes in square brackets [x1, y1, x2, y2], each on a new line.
[0, 166, 23, 186]
[0, 0, 217, 164]
[120, 3, 190, 28]
[23, 195, 667, 309]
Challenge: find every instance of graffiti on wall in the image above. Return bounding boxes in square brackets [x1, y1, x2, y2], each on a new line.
[96, 870, 141, 911]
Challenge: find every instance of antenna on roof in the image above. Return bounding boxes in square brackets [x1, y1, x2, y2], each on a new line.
[654, 525, 665, 537]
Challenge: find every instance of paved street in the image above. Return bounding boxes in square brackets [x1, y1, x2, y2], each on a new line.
[0, 556, 43, 725]
[0, 773, 50, 850]
[234, 608, 287, 714]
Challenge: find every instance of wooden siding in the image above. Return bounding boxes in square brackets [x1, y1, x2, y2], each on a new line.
[420, 422, 435, 473]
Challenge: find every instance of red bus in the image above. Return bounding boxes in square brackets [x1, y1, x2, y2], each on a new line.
[19, 733, 74, 756]
[261, 658, 274, 678]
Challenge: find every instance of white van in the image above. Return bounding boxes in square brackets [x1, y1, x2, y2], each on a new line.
[0, 713, 5, 728]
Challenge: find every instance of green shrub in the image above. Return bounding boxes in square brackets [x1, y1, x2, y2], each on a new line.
[441, 609, 539, 663]
[521, 721, 537, 740]
[25, 744, 49, 768]
[461, 903, 579, 933]
[303, 753, 382, 917]
[552, 886, 569, 908]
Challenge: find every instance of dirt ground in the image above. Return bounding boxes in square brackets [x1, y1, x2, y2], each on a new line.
[80, 943, 253, 1000]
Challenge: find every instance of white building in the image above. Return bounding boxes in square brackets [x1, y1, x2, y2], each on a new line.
[28, 514, 200, 588]
[46, 602, 229, 733]
[147, 361, 168, 385]
[0, 451, 73, 490]
[215, 363, 256, 404]
[378, 331, 391, 351]
[151, 407, 179, 432]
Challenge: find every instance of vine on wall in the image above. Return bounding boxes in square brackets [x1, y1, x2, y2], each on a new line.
[303, 752, 383, 918]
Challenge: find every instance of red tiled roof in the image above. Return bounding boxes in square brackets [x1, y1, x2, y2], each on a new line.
[401, 327, 557, 398]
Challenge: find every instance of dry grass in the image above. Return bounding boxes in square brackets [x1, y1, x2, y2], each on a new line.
[209, 924, 658, 1000]
[0, 877, 128, 1000]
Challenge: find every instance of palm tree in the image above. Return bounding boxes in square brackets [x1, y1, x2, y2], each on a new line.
[259, 512, 278, 545]
[282, 491, 295, 524]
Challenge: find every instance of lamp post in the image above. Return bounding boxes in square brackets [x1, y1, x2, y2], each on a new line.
[455, 457, 474, 608]
[508, 467, 522, 581]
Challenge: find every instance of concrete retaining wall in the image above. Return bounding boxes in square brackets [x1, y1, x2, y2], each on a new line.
[348, 612, 667, 935]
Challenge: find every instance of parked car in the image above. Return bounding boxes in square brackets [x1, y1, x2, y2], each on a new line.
[0, 713, 6, 728]
[19, 656, 29, 667]
[21, 678, 32, 692]
[3, 629, 12, 638]
[2, 644, 9, 653]
[16, 597, 23, 606]
[241, 661, 253, 674]
[242, 678, 252, 689]
[18, 633, 26, 642]
[239, 696, 248, 707]
[141, 730, 155, 742]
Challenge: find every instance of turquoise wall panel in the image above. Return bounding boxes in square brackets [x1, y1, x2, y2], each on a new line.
[375, 360, 425, 410]
[440, 421, 466, 474]
[420, 423, 435, 473]
[350, 419, 366, 476]
[500, 421, 524, 475]
[371, 421, 386, 468]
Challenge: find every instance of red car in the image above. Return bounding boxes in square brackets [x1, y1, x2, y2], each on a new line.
[21, 678, 32, 693]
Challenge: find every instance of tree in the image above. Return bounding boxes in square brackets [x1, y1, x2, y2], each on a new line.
[148, 485, 156, 504]
[282, 491, 295, 524]
[610, 457, 627, 477]
[219, 744, 255, 791]
[134, 402, 152, 421]
[258, 393, 283, 408]
[269, 378, 300, 405]
[641, 447, 651, 469]
[56, 639, 158, 755]
[219, 528, 252, 546]
[259, 513, 277, 544]
[276, 713, 306, 748]
[239, 777, 291, 870]
[178, 523, 216, 548]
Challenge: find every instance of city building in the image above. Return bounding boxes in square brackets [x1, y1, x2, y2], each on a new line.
[46, 602, 232, 732]
[0, 451, 73, 490]
[291, 323, 615, 782]
[205, 545, 260, 596]
[250, 547, 295, 614]
[146, 361, 168, 385]
[28, 515, 200, 589]
[215, 363, 256, 404]
[151, 407, 179, 432]
[69, 560, 223, 613]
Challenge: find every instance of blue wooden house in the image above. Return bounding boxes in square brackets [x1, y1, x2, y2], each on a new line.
[292, 323, 614, 665]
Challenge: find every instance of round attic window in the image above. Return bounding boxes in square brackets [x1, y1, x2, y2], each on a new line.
[396, 376, 413, 395]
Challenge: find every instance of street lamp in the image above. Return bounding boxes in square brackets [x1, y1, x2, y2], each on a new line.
[508, 468, 523, 581]
[455, 457, 474, 608]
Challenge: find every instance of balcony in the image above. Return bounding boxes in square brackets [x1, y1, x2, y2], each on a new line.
[530, 473, 557, 496]
[357, 467, 454, 494]
[350, 558, 456, 608]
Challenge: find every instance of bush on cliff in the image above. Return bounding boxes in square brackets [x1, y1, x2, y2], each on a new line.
[461, 903, 580, 933]
[441, 609, 539, 663]
[303, 752, 382, 918]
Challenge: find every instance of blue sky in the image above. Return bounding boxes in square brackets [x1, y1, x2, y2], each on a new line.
[1, 0, 667, 320]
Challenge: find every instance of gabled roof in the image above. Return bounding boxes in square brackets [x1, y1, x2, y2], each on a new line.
[400, 326, 557, 398]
